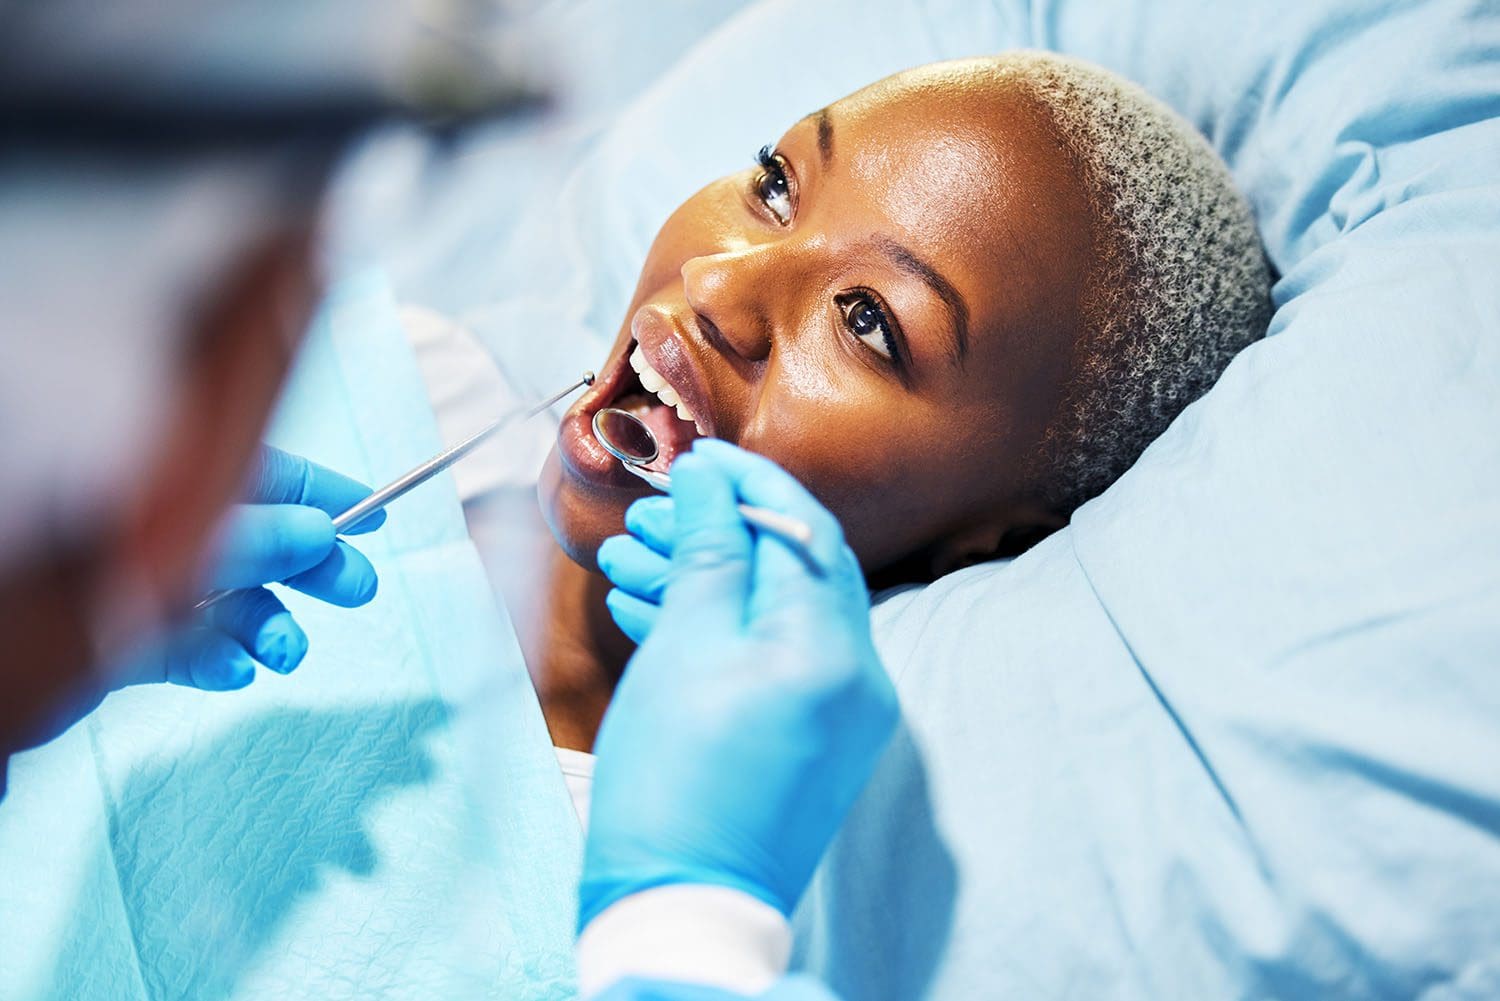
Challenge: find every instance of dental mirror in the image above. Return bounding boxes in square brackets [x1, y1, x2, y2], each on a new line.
[592, 406, 823, 573]
[593, 407, 659, 466]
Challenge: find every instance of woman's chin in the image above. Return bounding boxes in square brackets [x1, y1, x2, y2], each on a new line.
[538, 447, 633, 573]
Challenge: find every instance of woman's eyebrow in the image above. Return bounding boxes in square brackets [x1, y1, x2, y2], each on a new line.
[874, 236, 970, 367]
[797, 107, 835, 167]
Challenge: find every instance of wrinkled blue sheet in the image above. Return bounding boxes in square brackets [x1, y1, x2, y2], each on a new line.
[0, 270, 582, 999]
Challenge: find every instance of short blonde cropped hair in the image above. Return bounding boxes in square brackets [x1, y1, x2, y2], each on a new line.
[1001, 51, 1273, 514]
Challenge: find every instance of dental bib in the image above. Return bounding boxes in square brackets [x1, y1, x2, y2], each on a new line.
[0, 270, 583, 1000]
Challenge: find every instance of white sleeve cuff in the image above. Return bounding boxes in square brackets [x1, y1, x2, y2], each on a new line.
[576, 884, 792, 998]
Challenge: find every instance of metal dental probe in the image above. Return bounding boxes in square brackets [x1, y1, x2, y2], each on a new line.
[194, 371, 596, 613]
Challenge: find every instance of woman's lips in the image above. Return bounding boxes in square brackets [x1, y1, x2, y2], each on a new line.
[556, 334, 644, 490]
[556, 301, 720, 492]
[631, 305, 717, 439]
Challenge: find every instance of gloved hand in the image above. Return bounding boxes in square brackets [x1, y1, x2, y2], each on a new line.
[130, 445, 385, 691]
[583, 439, 898, 929]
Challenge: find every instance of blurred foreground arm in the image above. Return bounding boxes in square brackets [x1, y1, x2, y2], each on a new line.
[581, 440, 895, 997]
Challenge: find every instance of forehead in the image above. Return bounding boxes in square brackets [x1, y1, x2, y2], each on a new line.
[831, 69, 1055, 241]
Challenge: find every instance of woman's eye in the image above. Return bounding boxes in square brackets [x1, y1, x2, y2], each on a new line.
[755, 145, 793, 224]
[838, 292, 898, 362]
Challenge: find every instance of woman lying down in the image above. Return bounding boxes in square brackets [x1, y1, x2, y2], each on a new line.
[450, 50, 1270, 804]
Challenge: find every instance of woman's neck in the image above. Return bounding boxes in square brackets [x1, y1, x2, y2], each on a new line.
[465, 487, 632, 751]
[517, 546, 632, 750]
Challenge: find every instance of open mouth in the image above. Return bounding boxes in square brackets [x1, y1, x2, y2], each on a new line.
[612, 344, 707, 471]
[559, 333, 710, 488]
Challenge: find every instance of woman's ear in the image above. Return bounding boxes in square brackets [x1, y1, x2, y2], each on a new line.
[927, 504, 1069, 578]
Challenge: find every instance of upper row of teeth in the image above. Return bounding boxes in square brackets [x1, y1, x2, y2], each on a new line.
[630, 346, 706, 434]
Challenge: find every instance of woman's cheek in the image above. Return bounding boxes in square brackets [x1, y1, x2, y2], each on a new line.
[638, 182, 741, 283]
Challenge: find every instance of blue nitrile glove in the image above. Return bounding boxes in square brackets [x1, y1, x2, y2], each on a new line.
[595, 494, 675, 644]
[131, 445, 385, 691]
[582, 439, 898, 929]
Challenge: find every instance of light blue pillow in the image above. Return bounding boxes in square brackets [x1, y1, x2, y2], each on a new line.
[553, 1, 1500, 997]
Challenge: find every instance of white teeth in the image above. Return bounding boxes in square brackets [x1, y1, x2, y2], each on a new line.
[628, 343, 701, 430]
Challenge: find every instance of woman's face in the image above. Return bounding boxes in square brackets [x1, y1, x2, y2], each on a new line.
[541, 60, 1095, 576]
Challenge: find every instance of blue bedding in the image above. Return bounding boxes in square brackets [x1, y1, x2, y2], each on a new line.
[542, 0, 1500, 996]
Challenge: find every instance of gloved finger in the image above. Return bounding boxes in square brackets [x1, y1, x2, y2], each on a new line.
[206, 504, 336, 589]
[747, 528, 868, 632]
[152, 628, 258, 691]
[206, 587, 309, 674]
[282, 539, 379, 607]
[689, 439, 862, 619]
[622, 496, 676, 557]
[597, 534, 673, 604]
[661, 452, 751, 629]
[690, 439, 845, 569]
[248, 445, 386, 534]
[604, 587, 660, 646]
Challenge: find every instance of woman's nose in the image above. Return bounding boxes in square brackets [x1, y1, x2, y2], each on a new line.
[680, 247, 776, 363]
